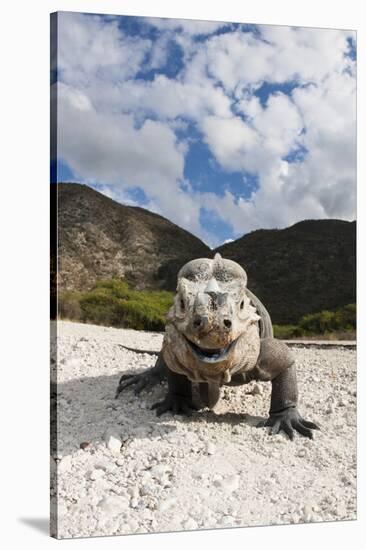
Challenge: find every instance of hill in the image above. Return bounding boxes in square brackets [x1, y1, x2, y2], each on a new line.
[216, 219, 356, 323]
[55, 183, 356, 324]
[56, 183, 210, 291]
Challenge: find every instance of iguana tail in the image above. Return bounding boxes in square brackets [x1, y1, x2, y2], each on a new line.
[118, 344, 159, 355]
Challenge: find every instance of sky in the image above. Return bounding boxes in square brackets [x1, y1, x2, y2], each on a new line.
[52, 12, 356, 248]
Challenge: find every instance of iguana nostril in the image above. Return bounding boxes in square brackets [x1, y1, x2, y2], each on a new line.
[193, 317, 202, 329]
[193, 315, 208, 330]
[223, 319, 232, 329]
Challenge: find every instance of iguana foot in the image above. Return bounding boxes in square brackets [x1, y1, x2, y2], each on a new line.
[258, 407, 320, 440]
[115, 369, 163, 398]
[151, 394, 199, 417]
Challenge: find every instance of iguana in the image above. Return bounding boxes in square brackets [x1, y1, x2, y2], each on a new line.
[116, 254, 319, 440]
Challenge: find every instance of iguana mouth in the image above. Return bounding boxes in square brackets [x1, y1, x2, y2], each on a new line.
[184, 336, 238, 364]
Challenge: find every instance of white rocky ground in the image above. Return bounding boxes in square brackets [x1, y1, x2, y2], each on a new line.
[51, 321, 357, 539]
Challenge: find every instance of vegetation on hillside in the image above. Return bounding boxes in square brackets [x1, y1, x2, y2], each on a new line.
[59, 279, 173, 331]
[57, 185, 355, 326]
[273, 303, 356, 339]
[59, 278, 355, 339]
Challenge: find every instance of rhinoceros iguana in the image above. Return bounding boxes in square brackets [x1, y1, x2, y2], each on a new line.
[116, 254, 319, 440]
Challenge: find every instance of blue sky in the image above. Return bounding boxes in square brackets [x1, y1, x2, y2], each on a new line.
[52, 12, 356, 247]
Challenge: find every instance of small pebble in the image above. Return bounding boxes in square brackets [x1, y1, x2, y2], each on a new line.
[220, 515, 235, 526]
[341, 474, 352, 485]
[58, 456, 72, 473]
[158, 497, 177, 512]
[251, 383, 263, 396]
[94, 462, 107, 471]
[205, 442, 216, 455]
[97, 495, 129, 515]
[89, 469, 104, 480]
[150, 464, 171, 478]
[57, 503, 68, 516]
[64, 357, 81, 369]
[183, 517, 198, 530]
[336, 504, 347, 517]
[217, 475, 239, 493]
[127, 485, 139, 499]
[104, 430, 122, 453]
[140, 484, 154, 496]
[302, 503, 314, 522]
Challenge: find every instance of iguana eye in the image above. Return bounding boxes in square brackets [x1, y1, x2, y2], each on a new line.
[240, 300, 244, 310]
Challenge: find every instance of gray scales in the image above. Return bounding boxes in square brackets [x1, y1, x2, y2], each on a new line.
[116, 254, 319, 440]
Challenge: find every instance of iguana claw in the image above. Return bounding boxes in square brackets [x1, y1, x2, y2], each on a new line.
[115, 369, 162, 398]
[151, 394, 199, 417]
[258, 407, 320, 440]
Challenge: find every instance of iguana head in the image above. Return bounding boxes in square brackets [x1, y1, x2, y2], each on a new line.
[163, 254, 260, 383]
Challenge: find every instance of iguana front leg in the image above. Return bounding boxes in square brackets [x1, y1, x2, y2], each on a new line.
[255, 338, 320, 440]
[151, 369, 198, 416]
[115, 353, 166, 398]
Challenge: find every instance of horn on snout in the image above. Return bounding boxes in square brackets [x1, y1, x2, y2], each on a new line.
[204, 277, 221, 295]
[213, 256, 248, 285]
[194, 291, 210, 308]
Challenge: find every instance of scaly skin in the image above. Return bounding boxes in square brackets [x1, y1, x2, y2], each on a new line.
[116, 254, 319, 440]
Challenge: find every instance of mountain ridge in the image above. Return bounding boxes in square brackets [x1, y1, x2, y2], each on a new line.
[55, 183, 356, 324]
[56, 182, 211, 292]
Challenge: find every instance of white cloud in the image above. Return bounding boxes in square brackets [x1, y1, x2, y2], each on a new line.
[252, 93, 303, 155]
[195, 26, 354, 94]
[58, 12, 151, 86]
[260, 26, 354, 83]
[199, 67, 356, 238]
[200, 93, 303, 175]
[191, 28, 356, 237]
[200, 115, 260, 172]
[146, 17, 227, 36]
[204, 31, 274, 92]
[56, 82, 208, 239]
[72, 74, 232, 122]
[57, 83, 184, 192]
[290, 70, 356, 219]
[89, 184, 140, 207]
[56, 14, 356, 245]
[236, 95, 262, 118]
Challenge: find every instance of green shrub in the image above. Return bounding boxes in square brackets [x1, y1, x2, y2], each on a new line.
[58, 279, 174, 331]
[333, 303, 356, 331]
[299, 304, 356, 335]
[58, 290, 82, 320]
[59, 280, 355, 338]
[273, 324, 303, 339]
[273, 304, 356, 339]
